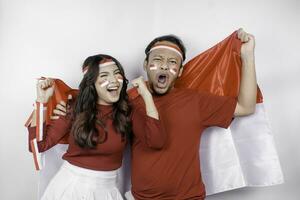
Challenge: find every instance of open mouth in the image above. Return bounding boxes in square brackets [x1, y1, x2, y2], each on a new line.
[158, 75, 167, 84]
[156, 73, 169, 88]
[106, 85, 120, 96]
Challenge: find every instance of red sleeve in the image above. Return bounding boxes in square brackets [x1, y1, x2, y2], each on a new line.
[197, 91, 237, 129]
[131, 102, 166, 150]
[27, 116, 72, 152]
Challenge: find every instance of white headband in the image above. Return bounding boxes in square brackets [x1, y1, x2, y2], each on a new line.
[99, 61, 116, 68]
[82, 61, 116, 75]
[149, 45, 183, 60]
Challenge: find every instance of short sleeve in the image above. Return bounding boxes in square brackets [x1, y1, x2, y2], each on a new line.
[197, 91, 237, 128]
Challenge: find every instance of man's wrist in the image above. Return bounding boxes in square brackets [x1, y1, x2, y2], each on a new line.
[241, 53, 255, 64]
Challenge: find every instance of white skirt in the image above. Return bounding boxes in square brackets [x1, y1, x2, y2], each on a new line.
[41, 161, 123, 200]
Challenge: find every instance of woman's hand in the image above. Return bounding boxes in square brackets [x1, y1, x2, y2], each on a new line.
[36, 78, 54, 103]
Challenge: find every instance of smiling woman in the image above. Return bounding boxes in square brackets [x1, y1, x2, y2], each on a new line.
[72, 55, 130, 149]
[96, 62, 124, 105]
[26, 54, 166, 200]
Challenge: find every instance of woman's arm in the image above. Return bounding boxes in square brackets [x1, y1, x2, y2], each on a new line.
[28, 78, 71, 152]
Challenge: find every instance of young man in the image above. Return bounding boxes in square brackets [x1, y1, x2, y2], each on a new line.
[126, 28, 257, 200]
[54, 28, 257, 200]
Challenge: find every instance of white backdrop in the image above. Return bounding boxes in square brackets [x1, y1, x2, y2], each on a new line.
[0, 0, 299, 199]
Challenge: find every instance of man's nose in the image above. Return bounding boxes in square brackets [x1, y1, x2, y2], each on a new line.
[160, 62, 169, 70]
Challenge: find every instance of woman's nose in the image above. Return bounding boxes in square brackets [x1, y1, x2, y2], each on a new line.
[108, 75, 118, 83]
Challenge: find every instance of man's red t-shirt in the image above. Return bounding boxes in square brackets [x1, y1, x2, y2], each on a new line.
[131, 88, 237, 200]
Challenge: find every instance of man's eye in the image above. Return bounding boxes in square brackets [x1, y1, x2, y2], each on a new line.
[170, 60, 177, 64]
[153, 58, 161, 61]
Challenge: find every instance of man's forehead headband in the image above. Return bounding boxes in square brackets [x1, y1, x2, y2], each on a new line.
[149, 43, 183, 61]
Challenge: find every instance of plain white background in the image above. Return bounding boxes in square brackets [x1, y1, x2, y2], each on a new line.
[0, 0, 299, 199]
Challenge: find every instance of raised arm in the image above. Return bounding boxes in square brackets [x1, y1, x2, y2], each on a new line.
[234, 28, 257, 116]
[28, 78, 71, 152]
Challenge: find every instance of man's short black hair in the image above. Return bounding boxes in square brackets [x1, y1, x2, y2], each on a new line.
[145, 34, 186, 63]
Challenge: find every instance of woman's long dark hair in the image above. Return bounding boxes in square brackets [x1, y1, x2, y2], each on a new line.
[71, 54, 132, 149]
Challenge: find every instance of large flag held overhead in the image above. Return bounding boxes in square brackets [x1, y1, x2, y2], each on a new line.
[25, 31, 283, 199]
[174, 31, 284, 194]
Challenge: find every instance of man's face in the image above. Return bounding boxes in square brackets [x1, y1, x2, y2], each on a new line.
[144, 42, 183, 95]
[95, 64, 123, 105]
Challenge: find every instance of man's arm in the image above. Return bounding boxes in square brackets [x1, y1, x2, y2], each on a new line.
[234, 28, 257, 116]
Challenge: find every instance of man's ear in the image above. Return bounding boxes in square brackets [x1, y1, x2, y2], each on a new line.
[178, 66, 184, 77]
[143, 60, 148, 71]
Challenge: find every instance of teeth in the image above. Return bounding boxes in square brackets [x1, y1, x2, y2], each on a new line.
[107, 86, 119, 91]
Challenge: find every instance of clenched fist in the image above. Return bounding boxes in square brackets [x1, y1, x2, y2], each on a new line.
[237, 28, 255, 61]
[131, 76, 151, 98]
[36, 78, 54, 103]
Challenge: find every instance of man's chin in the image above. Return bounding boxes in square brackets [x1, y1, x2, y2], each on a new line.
[153, 86, 170, 95]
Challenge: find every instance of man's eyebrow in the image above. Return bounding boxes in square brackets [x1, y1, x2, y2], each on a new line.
[152, 55, 163, 58]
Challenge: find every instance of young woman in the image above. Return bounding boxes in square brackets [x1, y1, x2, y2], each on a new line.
[28, 54, 164, 200]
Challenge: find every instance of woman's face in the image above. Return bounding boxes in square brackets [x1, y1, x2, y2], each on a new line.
[95, 64, 124, 105]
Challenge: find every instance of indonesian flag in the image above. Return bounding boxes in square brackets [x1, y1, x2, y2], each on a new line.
[174, 31, 284, 194]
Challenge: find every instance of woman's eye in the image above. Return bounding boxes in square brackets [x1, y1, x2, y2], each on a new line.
[100, 74, 107, 78]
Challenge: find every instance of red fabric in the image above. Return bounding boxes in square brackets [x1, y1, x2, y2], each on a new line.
[44, 79, 78, 143]
[175, 31, 263, 102]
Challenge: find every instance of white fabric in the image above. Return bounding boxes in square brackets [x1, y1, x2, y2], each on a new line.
[124, 191, 134, 200]
[41, 161, 123, 200]
[35, 103, 284, 199]
[200, 103, 284, 194]
[37, 144, 68, 199]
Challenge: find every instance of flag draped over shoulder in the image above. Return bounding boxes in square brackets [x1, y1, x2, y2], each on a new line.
[25, 31, 283, 199]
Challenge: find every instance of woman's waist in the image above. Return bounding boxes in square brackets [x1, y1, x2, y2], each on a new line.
[62, 155, 122, 175]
